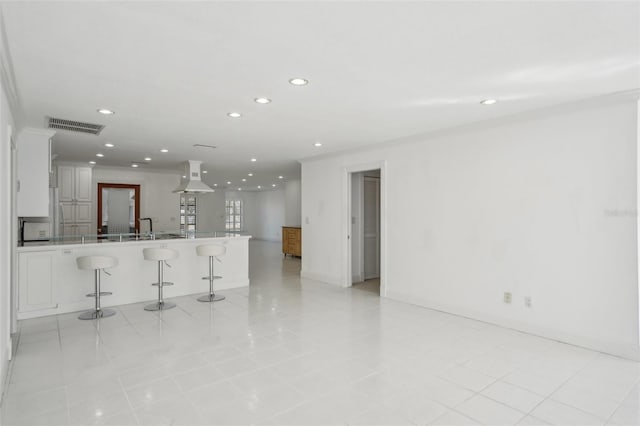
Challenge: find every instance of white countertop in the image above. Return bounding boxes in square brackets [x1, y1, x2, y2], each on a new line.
[18, 234, 252, 252]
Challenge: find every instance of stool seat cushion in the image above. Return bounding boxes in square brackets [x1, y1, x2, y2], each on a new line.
[76, 255, 118, 270]
[143, 247, 179, 261]
[196, 244, 227, 257]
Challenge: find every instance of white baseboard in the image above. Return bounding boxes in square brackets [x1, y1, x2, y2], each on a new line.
[386, 290, 640, 361]
[301, 270, 341, 286]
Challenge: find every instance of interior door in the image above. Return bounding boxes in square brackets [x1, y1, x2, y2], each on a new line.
[363, 176, 380, 280]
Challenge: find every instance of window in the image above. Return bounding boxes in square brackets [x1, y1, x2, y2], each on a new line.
[180, 194, 197, 234]
[225, 199, 243, 231]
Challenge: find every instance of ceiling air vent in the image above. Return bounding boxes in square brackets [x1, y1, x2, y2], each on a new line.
[47, 117, 105, 135]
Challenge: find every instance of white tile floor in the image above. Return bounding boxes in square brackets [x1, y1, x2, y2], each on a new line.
[2, 240, 640, 425]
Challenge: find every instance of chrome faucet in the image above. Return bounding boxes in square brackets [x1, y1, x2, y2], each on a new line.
[139, 218, 153, 237]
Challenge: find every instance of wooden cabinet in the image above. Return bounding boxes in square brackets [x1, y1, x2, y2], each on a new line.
[18, 250, 57, 313]
[282, 226, 301, 257]
[16, 128, 56, 217]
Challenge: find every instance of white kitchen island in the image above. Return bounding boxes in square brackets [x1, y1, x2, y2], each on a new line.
[16, 234, 251, 319]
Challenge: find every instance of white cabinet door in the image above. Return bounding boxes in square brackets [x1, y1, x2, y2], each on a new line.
[17, 129, 56, 217]
[74, 223, 92, 236]
[60, 202, 75, 224]
[75, 202, 92, 222]
[58, 166, 75, 202]
[58, 166, 92, 202]
[18, 251, 57, 313]
[75, 167, 92, 202]
[57, 166, 94, 237]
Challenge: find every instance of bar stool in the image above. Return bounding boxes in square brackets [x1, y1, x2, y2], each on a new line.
[143, 247, 179, 311]
[196, 244, 226, 302]
[76, 255, 118, 320]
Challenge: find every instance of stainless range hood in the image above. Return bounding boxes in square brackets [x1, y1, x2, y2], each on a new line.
[173, 160, 215, 193]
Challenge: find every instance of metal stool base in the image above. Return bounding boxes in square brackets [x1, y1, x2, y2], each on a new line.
[144, 301, 176, 311]
[197, 294, 225, 303]
[78, 308, 116, 320]
[151, 282, 174, 287]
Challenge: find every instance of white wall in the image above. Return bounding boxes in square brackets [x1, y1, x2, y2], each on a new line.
[285, 179, 301, 226]
[0, 9, 17, 399]
[301, 96, 640, 359]
[196, 191, 226, 232]
[256, 189, 285, 242]
[226, 189, 286, 241]
[0, 85, 10, 404]
[91, 167, 181, 233]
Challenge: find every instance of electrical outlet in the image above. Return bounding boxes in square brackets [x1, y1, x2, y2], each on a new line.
[524, 296, 532, 308]
[504, 292, 512, 304]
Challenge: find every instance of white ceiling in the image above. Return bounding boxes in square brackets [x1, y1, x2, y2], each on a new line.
[2, 1, 638, 191]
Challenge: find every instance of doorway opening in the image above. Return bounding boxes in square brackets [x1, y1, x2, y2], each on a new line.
[349, 168, 382, 295]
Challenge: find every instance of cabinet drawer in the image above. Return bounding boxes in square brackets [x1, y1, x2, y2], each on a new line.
[282, 227, 301, 257]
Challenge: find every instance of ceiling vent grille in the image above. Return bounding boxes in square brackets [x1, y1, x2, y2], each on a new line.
[47, 117, 105, 135]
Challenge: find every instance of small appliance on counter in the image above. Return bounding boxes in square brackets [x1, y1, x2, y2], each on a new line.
[20, 220, 51, 244]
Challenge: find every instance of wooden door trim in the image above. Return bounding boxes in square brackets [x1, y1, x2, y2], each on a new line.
[97, 183, 141, 235]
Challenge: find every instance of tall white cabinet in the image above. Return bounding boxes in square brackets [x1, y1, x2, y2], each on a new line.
[58, 165, 93, 236]
[16, 128, 56, 217]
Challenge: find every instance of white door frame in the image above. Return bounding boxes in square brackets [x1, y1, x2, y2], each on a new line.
[342, 161, 387, 297]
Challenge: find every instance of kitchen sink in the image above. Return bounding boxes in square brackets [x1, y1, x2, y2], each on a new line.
[152, 233, 186, 240]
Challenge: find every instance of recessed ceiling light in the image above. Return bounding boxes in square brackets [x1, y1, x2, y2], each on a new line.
[182, 175, 186, 179]
[238, 188, 242, 191]
[160, 149, 169, 153]
[96, 153, 104, 157]
[248, 173, 253, 177]
[214, 183, 218, 187]
[202, 170, 208, 174]
[289, 78, 309, 86]
[257, 185, 261, 189]
[314, 142, 322, 147]
[272, 184, 276, 187]
[254, 97, 271, 104]
[89, 161, 96, 165]
[227, 112, 242, 118]
[131, 164, 139, 168]
[250, 158, 257, 162]
[104, 143, 115, 148]
[97, 108, 115, 115]
[480, 99, 497, 105]
[144, 157, 151, 161]
[278, 176, 283, 179]
[242, 178, 246, 182]
[227, 181, 231, 184]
